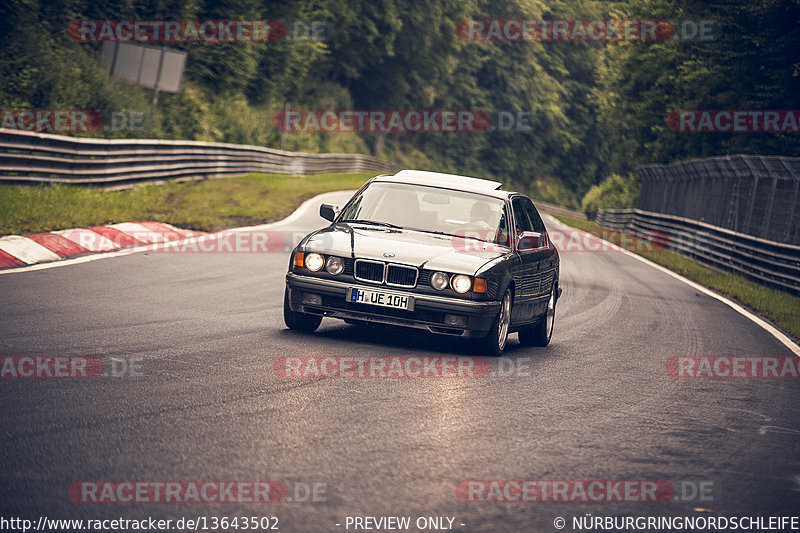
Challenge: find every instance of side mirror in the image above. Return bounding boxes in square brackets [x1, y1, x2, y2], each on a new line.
[517, 231, 546, 251]
[320, 203, 339, 222]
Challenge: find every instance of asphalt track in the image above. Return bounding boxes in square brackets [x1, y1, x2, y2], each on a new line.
[1, 190, 798, 532]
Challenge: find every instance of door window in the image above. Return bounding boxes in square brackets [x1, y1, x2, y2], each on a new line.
[511, 197, 533, 234]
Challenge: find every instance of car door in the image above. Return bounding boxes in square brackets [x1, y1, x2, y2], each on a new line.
[509, 196, 545, 325]
[522, 198, 557, 318]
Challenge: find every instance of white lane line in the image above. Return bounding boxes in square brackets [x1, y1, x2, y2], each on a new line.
[0, 189, 358, 275]
[230, 189, 357, 232]
[0, 236, 62, 264]
[545, 214, 800, 357]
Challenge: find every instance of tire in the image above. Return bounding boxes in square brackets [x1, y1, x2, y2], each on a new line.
[518, 284, 556, 347]
[283, 288, 322, 333]
[476, 289, 512, 356]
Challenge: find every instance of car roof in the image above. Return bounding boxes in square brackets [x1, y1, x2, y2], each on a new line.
[372, 170, 510, 198]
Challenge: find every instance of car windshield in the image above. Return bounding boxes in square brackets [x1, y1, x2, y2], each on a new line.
[339, 181, 508, 244]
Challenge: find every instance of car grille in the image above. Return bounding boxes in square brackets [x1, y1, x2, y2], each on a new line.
[386, 264, 418, 288]
[353, 259, 418, 288]
[343, 257, 355, 276]
[417, 270, 431, 286]
[354, 259, 385, 283]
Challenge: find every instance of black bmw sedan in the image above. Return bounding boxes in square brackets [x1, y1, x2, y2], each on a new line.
[284, 170, 560, 355]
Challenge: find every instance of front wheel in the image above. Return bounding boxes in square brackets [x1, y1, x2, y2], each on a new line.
[518, 285, 556, 347]
[283, 288, 322, 333]
[476, 289, 512, 356]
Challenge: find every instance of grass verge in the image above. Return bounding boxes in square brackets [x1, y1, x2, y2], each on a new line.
[553, 215, 800, 342]
[0, 171, 378, 235]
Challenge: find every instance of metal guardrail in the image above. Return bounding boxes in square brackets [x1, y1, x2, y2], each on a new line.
[595, 208, 800, 295]
[0, 129, 399, 183]
[636, 155, 800, 245]
[593, 210, 634, 229]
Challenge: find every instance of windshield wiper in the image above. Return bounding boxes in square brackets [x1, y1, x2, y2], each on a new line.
[406, 228, 455, 237]
[340, 219, 402, 229]
[408, 227, 485, 239]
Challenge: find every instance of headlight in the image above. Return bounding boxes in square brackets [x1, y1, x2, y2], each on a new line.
[325, 255, 344, 275]
[451, 274, 472, 294]
[430, 271, 449, 291]
[305, 252, 324, 272]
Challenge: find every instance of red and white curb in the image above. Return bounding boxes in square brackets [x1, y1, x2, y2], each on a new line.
[0, 222, 204, 269]
[0, 190, 355, 274]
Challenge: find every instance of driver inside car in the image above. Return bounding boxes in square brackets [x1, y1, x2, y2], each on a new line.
[470, 201, 495, 231]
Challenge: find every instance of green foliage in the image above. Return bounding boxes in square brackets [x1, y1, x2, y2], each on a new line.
[580, 173, 640, 214]
[597, 0, 800, 176]
[1, 0, 797, 207]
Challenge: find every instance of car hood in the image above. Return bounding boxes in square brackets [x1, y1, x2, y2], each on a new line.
[302, 223, 508, 274]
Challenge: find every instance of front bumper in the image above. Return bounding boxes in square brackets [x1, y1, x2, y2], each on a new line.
[285, 272, 500, 337]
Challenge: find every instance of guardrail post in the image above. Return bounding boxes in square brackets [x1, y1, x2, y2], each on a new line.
[788, 174, 800, 243]
[762, 176, 778, 239]
[741, 157, 759, 237]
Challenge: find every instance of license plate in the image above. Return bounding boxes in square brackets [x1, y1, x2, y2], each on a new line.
[348, 287, 414, 311]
